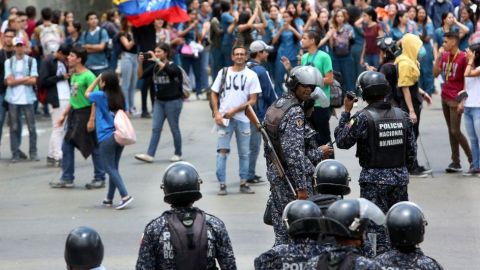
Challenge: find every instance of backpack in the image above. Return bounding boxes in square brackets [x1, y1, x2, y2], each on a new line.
[333, 28, 351, 57]
[330, 71, 345, 108]
[178, 65, 192, 99]
[315, 252, 360, 270]
[38, 24, 62, 55]
[113, 110, 136, 145]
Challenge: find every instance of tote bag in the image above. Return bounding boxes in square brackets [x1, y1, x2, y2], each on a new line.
[114, 110, 136, 145]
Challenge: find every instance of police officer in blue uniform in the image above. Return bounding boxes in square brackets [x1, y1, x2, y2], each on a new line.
[334, 71, 417, 254]
[264, 65, 333, 246]
[305, 199, 384, 270]
[255, 200, 334, 269]
[375, 202, 444, 269]
[135, 162, 237, 270]
[65, 226, 105, 270]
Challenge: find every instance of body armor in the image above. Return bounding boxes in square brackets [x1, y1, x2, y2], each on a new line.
[357, 102, 407, 169]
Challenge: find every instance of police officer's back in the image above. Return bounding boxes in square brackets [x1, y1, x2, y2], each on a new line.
[254, 200, 333, 270]
[135, 162, 236, 270]
[375, 202, 444, 269]
[304, 199, 384, 270]
[65, 226, 105, 270]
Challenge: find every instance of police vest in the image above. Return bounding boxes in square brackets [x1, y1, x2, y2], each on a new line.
[358, 102, 407, 168]
[166, 209, 208, 270]
[315, 252, 360, 270]
[264, 95, 301, 166]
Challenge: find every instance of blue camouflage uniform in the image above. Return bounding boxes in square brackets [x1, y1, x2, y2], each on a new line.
[254, 238, 335, 270]
[305, 246, 382, 270]
[334, 103, 417, 254]
[375, 248, 444, 270]
[136, 207, 237, 270]
[265, 94, 325, 246]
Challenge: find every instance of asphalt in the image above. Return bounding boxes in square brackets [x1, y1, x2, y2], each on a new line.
[0, 93, 479, 269]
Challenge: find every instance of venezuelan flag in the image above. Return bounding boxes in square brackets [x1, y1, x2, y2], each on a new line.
[114, 0, 189, 27]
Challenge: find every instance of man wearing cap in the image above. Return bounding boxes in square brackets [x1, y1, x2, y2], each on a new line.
[246, 40, 277, 184]
[4, 37, 39, 162]
[39, 44, 71, 167]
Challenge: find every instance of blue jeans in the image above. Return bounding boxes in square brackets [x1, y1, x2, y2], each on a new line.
[121, 52, 138, 111]
[351, 45, 364, 80]
[99, 135, 128, 200]
[147, 99, 183, 157]
[61, 140, 105, 182]
[211, 48, 223, 82]
[464, 107, 480, 169]
[216, 119, 250, 183]
[333, 54, 355, 93]
[8, 104, 36, 157]
[364, 54, 380, 70]
[248, 122, 262, 179]
[199, 50, 210, 91]
[180, 55, 202, 95]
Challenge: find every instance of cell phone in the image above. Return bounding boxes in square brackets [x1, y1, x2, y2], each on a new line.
[141, 52, 152, 60]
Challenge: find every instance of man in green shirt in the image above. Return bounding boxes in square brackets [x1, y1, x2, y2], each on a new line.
[292, 31, 335, 147]
[49, 46, 106, 189]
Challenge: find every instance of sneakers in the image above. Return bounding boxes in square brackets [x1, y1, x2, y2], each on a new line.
[50, 179, 75, 188]
[30, 153, 40, 161]
[446, 163, 462, 173]
[18, 150, 28, 160]
[102, 199, 113, 207]
[170, 155, 182, 162]
[141, 112, 151, 119]
[135, 153, 153, 163]
[85, 179, 105, 189]
[46, 156, 56, 167]
[417, 165, 432, 174]
[462, 164, 480, 176]
[409, 167, 428, 178]
[217, 184, 228, 196]
[240, 183, 255, 194]
[246, 175, 265, 184]
[115, 196, 133, 210]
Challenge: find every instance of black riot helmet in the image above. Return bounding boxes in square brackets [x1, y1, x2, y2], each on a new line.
[377, 36, 400, 61]
[282, 200, 323, 238]
[161, 161, 202, 206]
[386, 202, 427, 247]
[356, 71, 390, 101]
[321, 198, 386, 240]
[314, 159, 351, 196]
[64, 226, 104, 269]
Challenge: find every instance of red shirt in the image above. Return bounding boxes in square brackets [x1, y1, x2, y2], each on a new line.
[439, 50, 467, 101]
[26, 19, 36, 39]
[363, 23, 381, 55]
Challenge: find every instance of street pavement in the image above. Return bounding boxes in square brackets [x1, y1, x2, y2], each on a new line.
[0, 93, 479, 269]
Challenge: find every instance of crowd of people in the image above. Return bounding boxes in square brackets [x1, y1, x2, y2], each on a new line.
[1, 0, 478, 268]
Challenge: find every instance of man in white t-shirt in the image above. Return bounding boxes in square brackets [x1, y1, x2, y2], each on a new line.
[4, 38, 38, 162]
[210, 45, 262, 195]
[39, 44, 71, 167]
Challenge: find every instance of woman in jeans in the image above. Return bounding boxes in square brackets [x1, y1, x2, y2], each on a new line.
[416, 6, 435, 96]
[85, 71, 133, 210]
[460, 45, 480, 175]
[135, 43, 183, 163]
[118, 16, 138, 114]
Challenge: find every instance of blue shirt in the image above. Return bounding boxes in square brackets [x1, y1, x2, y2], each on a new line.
[460, 20, 474, 51]
[89, 91, 115, 143]
[434, 25, 459, 46]
[79, 27, 109, 70]
[221, 12, 235, 46]
[276, 21, 302, 62]
[247, 60, 277, 120]
[4, 55, 38, 105]
[429, 2, 454, 29]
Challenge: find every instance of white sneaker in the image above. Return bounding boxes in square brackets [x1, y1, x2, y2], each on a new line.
[170, 155, 182, 162]
[135, 153, 153, 163]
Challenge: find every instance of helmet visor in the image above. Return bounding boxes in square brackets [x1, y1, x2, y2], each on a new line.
[358, 198, 386, 226]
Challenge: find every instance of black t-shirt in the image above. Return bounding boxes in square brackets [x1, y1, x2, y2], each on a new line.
[142, 61, 183, 101]
[379, 62, 422, 106]
[132, 23, 156, 52]
[118, 32, 138, 54]
[0, 49, 15, 94]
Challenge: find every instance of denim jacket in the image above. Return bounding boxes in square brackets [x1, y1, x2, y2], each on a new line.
[4, 55, 38, 104]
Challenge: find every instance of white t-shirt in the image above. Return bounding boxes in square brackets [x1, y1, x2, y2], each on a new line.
[465, 67, 480, 108]
[211, 67, 261, 123]
[56, 61, 70, 100]
[10, 59, 28, 105]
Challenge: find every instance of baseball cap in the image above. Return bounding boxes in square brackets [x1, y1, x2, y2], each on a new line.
[13, 37, 24, 46]
[249, 40, 274, 53]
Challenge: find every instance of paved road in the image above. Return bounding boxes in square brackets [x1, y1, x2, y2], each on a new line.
[0, 94, 478, 269]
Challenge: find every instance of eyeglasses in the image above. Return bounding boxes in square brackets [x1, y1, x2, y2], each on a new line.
[233, 53, 246, 56]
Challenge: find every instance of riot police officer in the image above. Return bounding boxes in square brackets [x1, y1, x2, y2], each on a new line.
[135, 162, 237, 270]
[304, 199, 384, 270]
[334, 71, 417, 254]
[255, 200, 333, 269]
[65, 226, 105, 270]
[264, 65, 333, 246]
[375, 202, 444, 269]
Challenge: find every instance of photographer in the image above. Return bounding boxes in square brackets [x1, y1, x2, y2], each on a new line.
[134, 43, 184, 164]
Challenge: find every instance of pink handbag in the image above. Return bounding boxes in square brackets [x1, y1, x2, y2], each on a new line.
[180, 43, 193, 56]
[114, 110, 136, 146]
